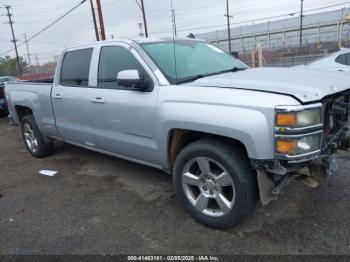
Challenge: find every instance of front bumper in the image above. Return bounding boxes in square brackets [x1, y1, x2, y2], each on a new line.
[258, 90, 350, 204]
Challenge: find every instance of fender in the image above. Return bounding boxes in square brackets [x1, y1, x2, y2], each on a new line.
[156, 101, 274, 166]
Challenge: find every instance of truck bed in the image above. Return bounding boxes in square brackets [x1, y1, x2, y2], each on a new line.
[5, 82, 59, 138]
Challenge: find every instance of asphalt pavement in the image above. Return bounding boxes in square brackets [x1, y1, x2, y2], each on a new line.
[0, 117, 349, 255]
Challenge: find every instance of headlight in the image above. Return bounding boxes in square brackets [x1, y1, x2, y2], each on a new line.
[275, 105, 323, 159]
[276, 133, 322, 156]
[276, 108, 322, 128]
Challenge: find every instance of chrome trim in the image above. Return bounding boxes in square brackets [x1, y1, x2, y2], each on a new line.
[274, 123, 323, 134]
[275, 104, 323, 112]
[276, 150, 321, 161]
[275, 129, 323, 139]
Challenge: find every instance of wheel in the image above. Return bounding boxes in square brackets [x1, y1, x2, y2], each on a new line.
[173, 139, 258, 229]
[21, 115, 54, 158]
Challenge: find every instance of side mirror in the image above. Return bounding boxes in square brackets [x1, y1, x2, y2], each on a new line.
[117, 69, 144, 89]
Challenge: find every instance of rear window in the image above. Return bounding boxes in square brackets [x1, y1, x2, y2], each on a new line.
[60, 48, 93, 86]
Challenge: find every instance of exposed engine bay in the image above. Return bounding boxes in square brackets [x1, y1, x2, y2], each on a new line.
[257, 90, 350, 205]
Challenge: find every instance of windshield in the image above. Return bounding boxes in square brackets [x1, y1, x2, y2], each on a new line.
[140, 40, 247, 84]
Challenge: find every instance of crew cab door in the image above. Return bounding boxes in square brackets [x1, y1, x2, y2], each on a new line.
[51, 48, 95, 146]
[88, 43, 160, 165]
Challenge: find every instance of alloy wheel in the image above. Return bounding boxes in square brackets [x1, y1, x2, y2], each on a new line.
[23, 123, 38, 153]
[182, 157, 236, 217]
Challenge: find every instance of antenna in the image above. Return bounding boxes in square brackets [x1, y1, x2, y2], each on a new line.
[171, 0, 177, 83]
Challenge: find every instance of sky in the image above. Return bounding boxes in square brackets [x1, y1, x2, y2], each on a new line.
[1, 0, 349, 64]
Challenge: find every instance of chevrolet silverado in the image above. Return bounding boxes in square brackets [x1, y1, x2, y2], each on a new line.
[5, 38, 350, 229]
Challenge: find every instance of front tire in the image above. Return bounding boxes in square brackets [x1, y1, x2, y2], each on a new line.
[21, 115, 54, 158]
[173, 139, 257, 229]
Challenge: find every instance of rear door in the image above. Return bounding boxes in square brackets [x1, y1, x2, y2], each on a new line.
[51, 48, 95, 146]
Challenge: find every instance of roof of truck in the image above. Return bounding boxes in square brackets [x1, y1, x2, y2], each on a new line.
[64, 37, 202, 51]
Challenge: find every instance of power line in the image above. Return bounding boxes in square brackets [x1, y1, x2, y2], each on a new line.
[149, 1, 350, 35]
[1, 0, 87, 57]
[11, 0, 60, 8]
[140, 0, 148, 38]
[10, 1, 82, 15]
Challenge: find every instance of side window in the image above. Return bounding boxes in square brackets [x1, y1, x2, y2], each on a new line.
[60, 48, 93, 86]
[335, 53, 350, 66]
[98, 46, 148, 89]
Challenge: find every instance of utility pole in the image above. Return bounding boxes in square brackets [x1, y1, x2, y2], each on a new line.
[24, 34, 32, 73]
[95, 0, 106, 40]
[225, 0, 232, 53]
[138, 23, 144, 37]
[136, 0, 148, 38]
[89, 0, 100, 41]
[140, 0, 148, 37]
[171, 8, 177, 37]
[4, 5, 21, 76]
[299, 0, 304, 50]
[35, 54, 39, 73]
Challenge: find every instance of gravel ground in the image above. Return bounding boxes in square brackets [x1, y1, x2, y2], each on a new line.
[0, 117, 349, 255]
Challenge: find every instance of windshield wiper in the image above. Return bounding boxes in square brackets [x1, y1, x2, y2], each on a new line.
[219, 67, 247, 73]
[176, 67, 247, 84]
[176, 74, 206, 84]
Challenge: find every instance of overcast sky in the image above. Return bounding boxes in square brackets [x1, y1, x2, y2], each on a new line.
[1, 0, 349, 64]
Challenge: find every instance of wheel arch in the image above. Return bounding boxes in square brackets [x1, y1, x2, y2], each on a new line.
[14, 105, 33, 122]
[167, 128, 250, 169]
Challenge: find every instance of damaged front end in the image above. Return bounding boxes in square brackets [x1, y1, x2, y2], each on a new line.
[256, 90, 350, 205]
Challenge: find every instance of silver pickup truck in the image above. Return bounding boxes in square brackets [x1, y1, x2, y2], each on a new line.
[5, 38, 350, 229]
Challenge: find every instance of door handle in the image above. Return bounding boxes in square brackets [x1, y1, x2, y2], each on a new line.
[91, 97, 105, 104]
[53, 94, 63, 99]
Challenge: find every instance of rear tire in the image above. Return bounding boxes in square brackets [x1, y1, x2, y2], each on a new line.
[21, 115, 54, 158]
[0, 110, 8, 118]
[173, 139, 257, 229]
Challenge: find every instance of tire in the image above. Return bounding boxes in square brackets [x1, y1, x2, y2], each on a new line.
[0, 110, 8, 118]
[173, 139, 258, 229]
[21, 114, 54, 158]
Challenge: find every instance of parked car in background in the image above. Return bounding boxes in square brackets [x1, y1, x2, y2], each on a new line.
[301, 48, 350, 72]
[0, 76, 17, 116]
[5, 38, 350, 229]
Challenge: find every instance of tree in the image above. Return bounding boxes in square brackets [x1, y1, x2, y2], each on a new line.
[0, 56, 28, 77]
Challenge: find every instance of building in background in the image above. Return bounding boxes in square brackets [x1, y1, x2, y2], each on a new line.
[198, 7, 350, 67]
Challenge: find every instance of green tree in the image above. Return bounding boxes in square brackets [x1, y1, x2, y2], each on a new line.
[0, 56, 28, 77]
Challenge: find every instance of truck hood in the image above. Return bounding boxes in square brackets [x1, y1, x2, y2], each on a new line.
[189, 67, 350, 103]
